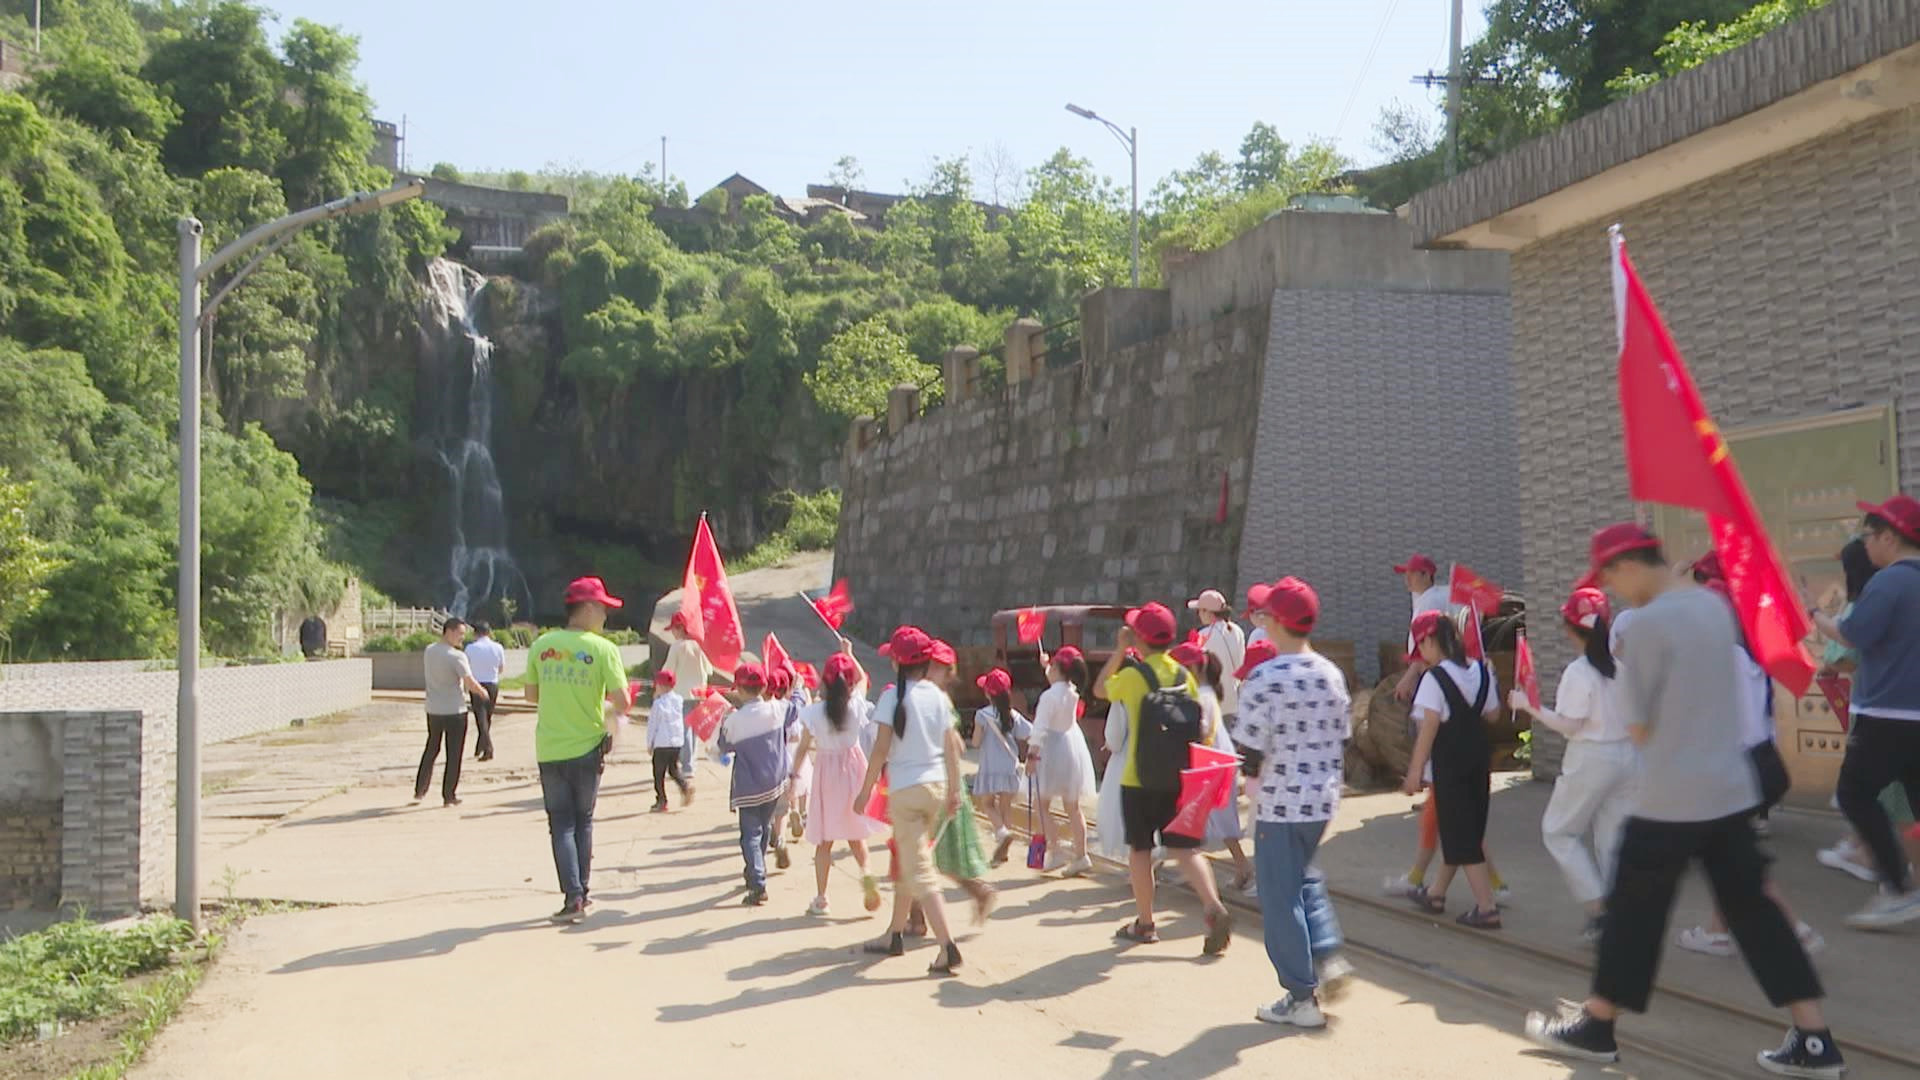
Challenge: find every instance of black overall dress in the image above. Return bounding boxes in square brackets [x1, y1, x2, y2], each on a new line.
[1426, 663, 1492, 867]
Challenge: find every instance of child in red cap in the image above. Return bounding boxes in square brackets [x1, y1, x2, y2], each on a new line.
[789, 644, 884, 916]
[970, 666, 1031, 866]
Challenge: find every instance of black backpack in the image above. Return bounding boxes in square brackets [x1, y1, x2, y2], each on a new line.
[1127, 658, 1204, 791]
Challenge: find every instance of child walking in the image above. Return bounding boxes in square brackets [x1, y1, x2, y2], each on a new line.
[647, 670, 694, 812]
[716, 663, 788, 906]
[790, 648, 883, 917]
[970, 667, 1031, 866]
[1031, 646, 1098, 876]
[1510, 588, 1633, 944]
[1171, 641, 1256, 895]
[1403, 610, 1503, 929]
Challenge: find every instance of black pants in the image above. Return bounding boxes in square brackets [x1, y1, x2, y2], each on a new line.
[1432, 767, 1490, 867]
[1837, 714, 1920, 893]
[652, 747, 689, 804]
[470, 683, 500, 760]
[1594, 812, 1821, 1013]
[416, 713, 468, 802]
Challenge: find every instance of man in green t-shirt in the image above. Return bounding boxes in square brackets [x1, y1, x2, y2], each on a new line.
[525, 576, 632, 924]
[1094, 601, 1232, 955]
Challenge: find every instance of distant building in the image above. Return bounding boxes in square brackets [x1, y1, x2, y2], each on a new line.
[369, 119, 402, 172]
[807, 183, 1011, 228]
[420, 178, 569, 265]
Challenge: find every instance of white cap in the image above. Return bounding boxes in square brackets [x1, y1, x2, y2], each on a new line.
[1187, 589, 1228, 613]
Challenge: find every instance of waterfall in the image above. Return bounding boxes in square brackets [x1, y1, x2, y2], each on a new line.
[422, 258, 529, 620]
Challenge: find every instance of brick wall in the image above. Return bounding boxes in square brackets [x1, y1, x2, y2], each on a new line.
[1237, 289, 1519, 683]
[1508, 103, 1920, 775]
[835, 304, 1272, 645]
[0, 802, 61, 909]
[0, 711, 166, 915]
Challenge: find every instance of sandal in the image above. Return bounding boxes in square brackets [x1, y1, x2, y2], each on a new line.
[1202, 907, 1234, 957]
[1457, 906, 1503, 931]
[1114, 919, 1160, 944]
[927, 942, 963, 976]
[1410, 886, 1444, 914]
[863, 932, 905, 957]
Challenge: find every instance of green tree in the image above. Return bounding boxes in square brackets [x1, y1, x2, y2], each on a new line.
[1608, 0, 1831, 95]
[804, 317, 932, 423]
[273, 19, 376, 206]
[30, 47, 180, 146]
[0, 470, 62, 649]
[143, 1, 288, 177]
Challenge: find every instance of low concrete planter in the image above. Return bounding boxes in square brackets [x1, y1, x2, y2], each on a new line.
[368, 652, 426, 692]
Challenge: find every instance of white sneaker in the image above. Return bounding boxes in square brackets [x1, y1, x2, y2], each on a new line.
[1241, 879, 1259, 900]
[1381, 873, 1419, 898]
[1796, 922, 1826, 955]
[1816, 842, 1879, 884]
[992, 826, 1011, 845]
[806, 895, 830, 917]
[1494, 883, 1514, 905]
[1043, 849, 1072, 873]
[1677, 926, 1735, 957]
[1845, 888, 1920, 931]
[1255, 993, 1326, 1028]
[1316, 955, 1354, 1003]
[1064, 854, 1093, 877]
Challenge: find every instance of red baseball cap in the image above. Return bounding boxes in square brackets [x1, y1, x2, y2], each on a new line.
[1235, 639, 1279, 681]
[1050, 645, 1084, 668]
[822, 653, 857, 685]
[1124, 602, 1178, 647]
[929, 639, 957, 666]
[769, 666, 794, 695]
[792, 661, 819, 690]
[1690, 550, 1724, 583]
[1576, 523, 1663, 589]
[879, 626, 933, 665]
[1169, 640, 1205, 668]
[1559, 587, 1610, 629]
[733, 662, 767, 690]
[976, 668, 1012, 696]
[654, 669, 677, 690]
[1394, 554, 1438, 577]
[1261, 576, 1320, 634]
[1409, 610, 1448, 654]
[1859, 495, 1920, 546]
[1245, 582, 1274, 617]
[563, 576, 623, 608]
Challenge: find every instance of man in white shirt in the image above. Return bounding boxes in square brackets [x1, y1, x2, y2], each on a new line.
[465, 621, 508, 762]
[1188, 589, 1248, 720]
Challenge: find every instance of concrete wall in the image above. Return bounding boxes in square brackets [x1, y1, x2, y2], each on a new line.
[1237, 288, 1519, 683]
[0, 659, 372, 747]
[836, 303, 1273, 645]
[1168, 212, 1509, 331]
[0, 711, 167, 914]
[1504, 103, 1920, 776]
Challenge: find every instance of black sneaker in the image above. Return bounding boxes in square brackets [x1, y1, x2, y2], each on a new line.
[1758, 1027, 1846, 1078]
[1524, 1007, 1619, 1064]
[549, 898, 587, 925]
[742, 888, 768, 906]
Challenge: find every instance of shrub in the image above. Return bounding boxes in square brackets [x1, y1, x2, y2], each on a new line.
[0, 915, 193, 1043]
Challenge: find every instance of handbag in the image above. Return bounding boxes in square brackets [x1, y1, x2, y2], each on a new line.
[1025, 771, 1047, 869]
[934, 795, 989, 880]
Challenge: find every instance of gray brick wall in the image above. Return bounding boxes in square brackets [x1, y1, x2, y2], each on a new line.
[55, 711, 163, 916]
[0, 658, 373, 749]
[0, 802, 61, 908]
[1509, 103, 1920, 774]
[1237, 289, 1520, 684]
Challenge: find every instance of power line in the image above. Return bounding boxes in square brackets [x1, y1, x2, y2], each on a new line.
[1334, 0, 1406, 147]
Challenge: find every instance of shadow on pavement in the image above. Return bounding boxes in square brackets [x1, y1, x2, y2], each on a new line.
[273, 917, 555, 973]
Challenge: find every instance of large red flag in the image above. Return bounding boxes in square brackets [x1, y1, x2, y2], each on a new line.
[811, 580, 853, 630]
[679, 514, 744, 676]
[763, 632, 793, 684]
[1166, 765, 1236, 839]
[1449, 564, 1503, 613]
[1612, 230, 1814, 695]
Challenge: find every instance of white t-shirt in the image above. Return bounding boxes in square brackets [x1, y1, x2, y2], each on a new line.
[647, 691, 686, 749]
[1412, 659, 1500, 723]
[1235, 651, 1352, 824]
[1033, 681, 1081, 737]
[662, 639, 713, 697]
[1735, 649, 1774, 749]
[466, 637, 507, 684]
[1408, 584, 1456, 651]
[872, 679, 955, 790]
[1550, 657, 1628, 743]
[1200, 620, 1247, 714]
[1247, 627, 1270, 648]
[799, 698, 873, 751]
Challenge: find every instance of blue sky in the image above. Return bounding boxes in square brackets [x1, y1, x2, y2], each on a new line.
[274, 0, 1487, 198]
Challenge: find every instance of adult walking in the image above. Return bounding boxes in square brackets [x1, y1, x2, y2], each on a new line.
[1235, 578, 1354, 1028]
[1188, 588, 1247, 720]
[525, 578, 632, 924]
[417, 616, 487, 807]
[1095, 602, 1233, 955]
[1810, 494, 1920, 930]
[465, 620, 507, 761]
[663, 612, 713, 776]
[1525, 524, 1843, 1077]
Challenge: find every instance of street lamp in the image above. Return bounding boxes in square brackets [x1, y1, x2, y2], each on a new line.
[174, 178, 425, 930]
[1065, 103, 1139, 288]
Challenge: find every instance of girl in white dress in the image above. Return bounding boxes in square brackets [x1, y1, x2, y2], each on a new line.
[1030, 646, 1097, 876]
[970, 667, 1032, 866]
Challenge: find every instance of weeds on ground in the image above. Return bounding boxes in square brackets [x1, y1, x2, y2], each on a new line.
[0, 916, 194, 1044]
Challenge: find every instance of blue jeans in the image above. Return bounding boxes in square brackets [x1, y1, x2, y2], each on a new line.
[539, 749, 602, 903]
[680, 736, 696, 778]
[738, 802, 778, 891]
[1256, 819, 1343, 995]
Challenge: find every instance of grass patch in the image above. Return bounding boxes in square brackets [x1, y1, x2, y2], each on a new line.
[734, 489, 839, 573]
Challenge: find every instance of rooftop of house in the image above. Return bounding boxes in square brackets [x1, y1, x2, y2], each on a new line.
[1406, 0, 1920, 250]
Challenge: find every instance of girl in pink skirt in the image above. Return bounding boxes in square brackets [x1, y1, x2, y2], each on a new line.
[791, 647, 884, 917]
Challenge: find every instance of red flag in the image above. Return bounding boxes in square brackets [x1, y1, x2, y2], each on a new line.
[1462, 605, 1486, 662]
[1216, 469, 1229, 525]
[811, 579, 853, 630]
[1515, 631, 1541, 710]
[1815, 673, 1851, 732]
[685, 690, 730, 742]
[1016, 608, 1046, 644]
[679, 514, 744, 676]
[1449, 564, 1503, 613]
[1167, 765, 1235, 838]
[1612, 231, 1814, 695]
[763, 632, 793, 684]
[1189, 743, 1239, 808]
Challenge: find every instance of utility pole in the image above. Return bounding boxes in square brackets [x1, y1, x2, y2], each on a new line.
[33, 0, 42, 51]
[661, 136, 667, 188]
[401, 115, 409, 172]
[1446, 0, 1463, 177]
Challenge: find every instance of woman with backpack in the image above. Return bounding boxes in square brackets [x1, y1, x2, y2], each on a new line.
[1030, 646, 1097, 876]
[789, 648, 884, 918]
[1402, 610, 1503, 929]
[970, 667, 1031, 866]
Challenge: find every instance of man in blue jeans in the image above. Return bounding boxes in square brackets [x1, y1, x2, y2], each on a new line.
[1232, 576, 1355, 1028]
[525, 578, 632, 924]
